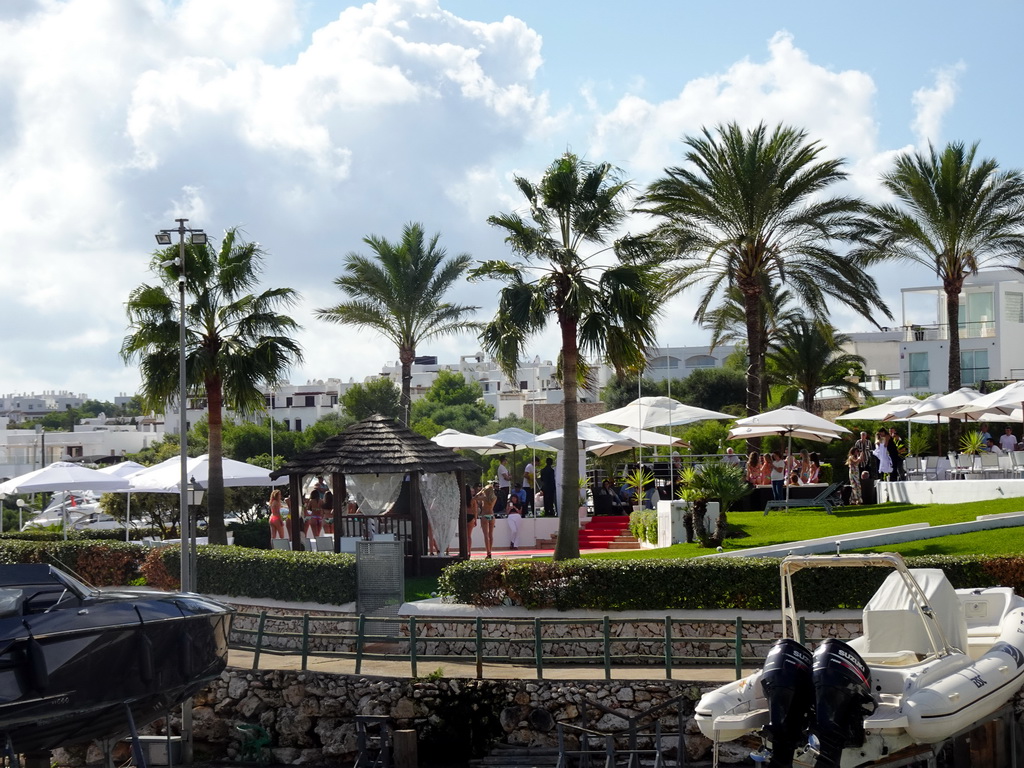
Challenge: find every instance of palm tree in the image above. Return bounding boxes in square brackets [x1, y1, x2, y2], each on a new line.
[473, 152, 664, 560]
[766, 316, 869, 413]
[122, 228, 302, 544]
[638, 122, 890, 419]
[856, 141, 1024, 393]
[316, 222, 479, 425]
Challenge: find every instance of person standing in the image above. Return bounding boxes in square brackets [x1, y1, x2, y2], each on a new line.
[845, 448, 864, 505]
[854, 431, 873, 474]
[506, 495, 522, 550]
[522, 460, 535, 516]
[874, 430, 894, 480]
[769, 452, 786, 501]
[474, 482, 497, 559]
[1000, 426, 1018, 453]
[268, 489, 286, 539]
[888, 427, 907, 481]
[496, 456, 511, 513]
[539, 457, 557, 516]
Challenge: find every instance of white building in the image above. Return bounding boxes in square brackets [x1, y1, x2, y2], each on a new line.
[898, 269, 1024, 393]
[0, 390, 88, 424]
[642, 345, 736, 382]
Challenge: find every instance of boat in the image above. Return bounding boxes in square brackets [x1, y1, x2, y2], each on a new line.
[694, 553, 1024, 767]
[0, 563, 232, 754]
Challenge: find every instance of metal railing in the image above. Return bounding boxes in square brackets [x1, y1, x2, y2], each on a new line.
[231, 611, 832, 680]
[903, 321, 996, 342]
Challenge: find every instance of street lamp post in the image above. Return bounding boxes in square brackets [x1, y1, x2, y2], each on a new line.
[16, 499, 26, 532]
[156, 219, 206, 765]
[155, 218, 206, 594]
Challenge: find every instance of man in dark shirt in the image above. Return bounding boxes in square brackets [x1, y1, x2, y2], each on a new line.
[539, 457, 557, 517]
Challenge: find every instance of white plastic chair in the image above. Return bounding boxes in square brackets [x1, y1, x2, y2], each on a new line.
[315, 536, 335, 553]
[271, 538, 291, 550]
[338, 536, 360, 553]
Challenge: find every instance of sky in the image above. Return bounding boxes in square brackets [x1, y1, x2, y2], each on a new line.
[1, 0, 1022, 403]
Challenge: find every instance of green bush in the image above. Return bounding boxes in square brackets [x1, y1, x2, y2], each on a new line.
[629, 510, 658, 545]
[437, 555, 1023, 612]
[146, 545, 357, 605]
[227, 519, 272, 550]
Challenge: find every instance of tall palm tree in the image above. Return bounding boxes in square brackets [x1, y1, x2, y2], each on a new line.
[473, 152, 665, 560]
[766, 316, 868, 413]
[638, 122, 890, 420]
[122, 228, 302, 544]
[317, 222, 479, 425]
[856, 141, 1024, 393]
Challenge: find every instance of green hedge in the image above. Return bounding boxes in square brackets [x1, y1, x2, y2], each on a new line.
[146, 545, 357, 605]
[0, 539, 357, 606]
[437, 554, 1018, 612]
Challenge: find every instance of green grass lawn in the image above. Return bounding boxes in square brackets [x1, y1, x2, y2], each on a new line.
[583, 496, 1024, 560]
[408, 497, 1024, 594]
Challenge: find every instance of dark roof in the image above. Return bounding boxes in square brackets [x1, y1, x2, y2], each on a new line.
[270, 414, 478, 479]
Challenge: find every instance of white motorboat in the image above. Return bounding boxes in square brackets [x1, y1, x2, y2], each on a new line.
[20, 491, 122, 531]
[695, 553, 1024, 767]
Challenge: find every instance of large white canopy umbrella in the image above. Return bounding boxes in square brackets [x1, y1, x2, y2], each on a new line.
[732, 407, 849, 502]
[0, 461, 129, 495]
[728, 425, 842, 443]
[480, 427, 555, 453]
[431, 429, 511, 452]
[128, 454, 284, 492]
[583, 396, 733, 429]
[0, 462, 131, 539]
[586, 427, 687, 458]
[835, 396, 924, 422]
[537, 423, 639, 452]
[97, 461, 148, 541]
[955, 380, 1024, 421]
[910, 387, 982, 418]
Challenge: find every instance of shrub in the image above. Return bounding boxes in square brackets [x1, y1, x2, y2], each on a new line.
[228, 519, 272, 550]
[629, 510, 658, 545]
[437, 555, 1024, 612]
[145, 545, 357, 605]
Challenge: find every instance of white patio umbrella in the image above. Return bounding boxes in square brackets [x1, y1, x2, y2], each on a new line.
[585, 427, 686, 458]
[582, 396, 733, 429]
[0, 462, 131, 539]
[955, 380, 1024, 421]
[835, 396, 924, 422]
[727, 425, 842, 443]
[908, 387, 983, 454]
[97, 461, 147, 541]
[431, 429, 511, 452]
[128, 454, 284, 492]
[732, 406, 849, 502]
[0, 461, 129, 495]
[480, 427, 555, 453]
[536, 423, 639, 452]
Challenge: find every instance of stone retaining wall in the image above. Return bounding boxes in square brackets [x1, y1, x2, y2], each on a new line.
[59, 670, 725, 766]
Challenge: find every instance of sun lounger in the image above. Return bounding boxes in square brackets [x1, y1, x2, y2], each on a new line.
[764, 481, 843, 516]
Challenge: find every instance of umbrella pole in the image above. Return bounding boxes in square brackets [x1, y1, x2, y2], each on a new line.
[126, 493, 131, 543]
[785, 434, 792, 503]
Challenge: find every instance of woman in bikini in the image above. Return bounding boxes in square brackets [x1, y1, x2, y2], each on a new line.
[268, 489, 286, 540]
[474, 481, 497, 559]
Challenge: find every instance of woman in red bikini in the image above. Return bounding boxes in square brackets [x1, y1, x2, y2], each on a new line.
[268, 488, 286, 539]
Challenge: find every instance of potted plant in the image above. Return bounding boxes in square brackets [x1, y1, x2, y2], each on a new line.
[959, 430, 986, 455]
[677, 462, 751, 548]
[621, 467, 655, 511]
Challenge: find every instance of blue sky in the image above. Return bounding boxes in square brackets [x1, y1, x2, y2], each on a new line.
[0, 0, 1021, 402]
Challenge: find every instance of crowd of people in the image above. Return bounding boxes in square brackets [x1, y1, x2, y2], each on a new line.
[743, 449, 824, 500]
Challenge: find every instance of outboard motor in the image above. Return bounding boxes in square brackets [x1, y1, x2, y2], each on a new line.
[810, 639, 875, 768]
[757, 638, 814, 767]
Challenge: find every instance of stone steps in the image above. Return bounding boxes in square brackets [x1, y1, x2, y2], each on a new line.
[470, 744, 560, 768]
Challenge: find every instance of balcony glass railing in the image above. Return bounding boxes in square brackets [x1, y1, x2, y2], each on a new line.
[903, 321, 996, 342]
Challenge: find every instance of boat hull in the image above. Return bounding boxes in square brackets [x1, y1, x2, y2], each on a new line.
[0, 565, 231, 753]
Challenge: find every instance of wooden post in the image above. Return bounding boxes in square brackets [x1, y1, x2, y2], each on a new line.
[410, 473, 423, 576]
[392, 730, 418, 768]
[332, 471, 345, 552]
[456, 469, 468, 560]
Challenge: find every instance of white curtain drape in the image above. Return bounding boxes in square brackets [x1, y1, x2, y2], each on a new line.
[421, 472, 460, 555]
[347, 473, 404, 516]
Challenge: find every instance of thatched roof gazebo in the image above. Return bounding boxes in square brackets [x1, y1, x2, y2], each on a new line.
[270, 414, 478, 575]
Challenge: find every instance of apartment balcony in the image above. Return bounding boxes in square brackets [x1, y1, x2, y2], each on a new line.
[903, 321, 996, 342]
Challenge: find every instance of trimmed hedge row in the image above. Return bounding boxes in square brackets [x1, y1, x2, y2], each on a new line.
[0, 540, 357, 606]
[144, 545, 357, 605]
[437, 555, 1021, 612]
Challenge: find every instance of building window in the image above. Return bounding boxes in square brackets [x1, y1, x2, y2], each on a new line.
[295, 419, 302, 432]
[1006, 292, 1023, 323]
[283, 419, 290, 431]
[305, 395, 315, 407]
[286, 397, 293, 407]
[520, 380, 528, 390]
[685, 355, 717, 368]
[908, 352, 929, 388]
[330, 394, 338, 406]
[960, 349, 989, 386]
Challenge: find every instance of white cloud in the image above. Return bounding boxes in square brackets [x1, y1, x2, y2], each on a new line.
[911, 63, 965, 149]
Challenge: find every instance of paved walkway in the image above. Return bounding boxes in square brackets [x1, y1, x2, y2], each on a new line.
[228, 649, 746, 682]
